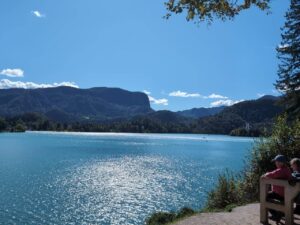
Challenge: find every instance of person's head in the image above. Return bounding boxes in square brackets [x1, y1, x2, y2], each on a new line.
[290, 158, 300, 172]
[272, 155, 287, 168]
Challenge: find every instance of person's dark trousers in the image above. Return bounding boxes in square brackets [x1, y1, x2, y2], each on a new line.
[295, 194, 300, 214]
[295, 204, 300, 214]
[266, 192, 284, 220]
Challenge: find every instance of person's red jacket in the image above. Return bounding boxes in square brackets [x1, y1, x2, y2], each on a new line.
[266, 166, 292, 197]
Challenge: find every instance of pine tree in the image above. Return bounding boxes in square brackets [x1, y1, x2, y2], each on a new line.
[276, 0, 300, 117]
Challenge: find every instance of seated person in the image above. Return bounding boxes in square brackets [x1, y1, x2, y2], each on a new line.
[261, 155, 292, 222]
[290, 158, 300, 214]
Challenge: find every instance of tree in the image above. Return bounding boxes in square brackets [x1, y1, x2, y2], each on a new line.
[13, 123, 26, 132]
[165, 0, 270, 23]
[276, 0, 300, 117]
[0, 118, 7, 131]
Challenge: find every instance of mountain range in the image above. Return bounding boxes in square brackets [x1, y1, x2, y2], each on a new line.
[0, 87, 284, 135]
[0, 87, 152, 122]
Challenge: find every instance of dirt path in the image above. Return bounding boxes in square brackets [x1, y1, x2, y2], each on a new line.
[173, 204, 300, 225]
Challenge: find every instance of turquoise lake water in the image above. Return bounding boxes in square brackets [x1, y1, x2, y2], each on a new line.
[0, 132, 255, 225]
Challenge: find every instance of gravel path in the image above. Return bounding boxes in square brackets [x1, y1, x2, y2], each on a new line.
[173, 204, 300, 225]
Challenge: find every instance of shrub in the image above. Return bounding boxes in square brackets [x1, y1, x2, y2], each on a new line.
[146, 212, 176, 225]
[176, 207, 196, 219]
[205, 170, 242, 210]
[146, 207, 196, 225]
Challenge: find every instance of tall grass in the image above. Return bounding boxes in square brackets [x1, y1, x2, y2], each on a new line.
[205, 171, 242, 210]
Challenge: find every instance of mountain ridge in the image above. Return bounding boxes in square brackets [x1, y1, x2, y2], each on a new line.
[176, 106, 226, 118]
[0, 86, 152, 122]
[0, 87, 283, 136]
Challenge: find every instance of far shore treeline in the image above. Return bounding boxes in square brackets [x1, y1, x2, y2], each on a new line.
[0, 94, 283, 137]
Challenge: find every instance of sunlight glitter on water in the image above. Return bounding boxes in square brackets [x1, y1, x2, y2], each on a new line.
[0, 132, 254, 224]
[56, 156, 202, 224]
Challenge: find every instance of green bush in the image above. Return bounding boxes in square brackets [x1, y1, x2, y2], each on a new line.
[146, 212, 176, 225]
[205, 171, 242, 210]
[146, 207, 196, 225]
[206, 115, 300, 209]
[176, 207, 195, 219]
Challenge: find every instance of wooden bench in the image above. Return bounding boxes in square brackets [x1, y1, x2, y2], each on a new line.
[260, 178, 300, 225]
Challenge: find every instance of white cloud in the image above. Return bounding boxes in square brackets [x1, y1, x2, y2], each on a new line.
[143, 90, 151, 95]
[169, 90, 201, 98]
[0, 68, 24, 77]
[206, 93, 228, 99]
[169, 90, 229, 100]
[146, 90, 229, 106]
[148, 96, 168, 106]
[32, 10, 45, 18]
[143, 90, 168, 105]
[0, 79, 79, 89]
[210, 99, 244, 107]
[257, 93, 265, 97]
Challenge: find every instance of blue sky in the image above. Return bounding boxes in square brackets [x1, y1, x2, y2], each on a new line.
[0, 0, 290, 111]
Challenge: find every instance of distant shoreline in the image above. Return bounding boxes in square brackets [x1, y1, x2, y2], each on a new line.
[1, 129, 261, 139]
[13, 130, 258, 141]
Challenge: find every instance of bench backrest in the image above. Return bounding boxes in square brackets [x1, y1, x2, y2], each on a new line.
[260, 178, 300, 225]
[260, 178, 300, 202]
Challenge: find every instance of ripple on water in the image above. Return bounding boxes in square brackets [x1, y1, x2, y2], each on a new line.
[45, 156, 205, 225]
[0, 132, 252, 225]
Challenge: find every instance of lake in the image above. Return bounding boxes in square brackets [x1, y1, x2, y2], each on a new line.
[0, 132, 255, 225]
